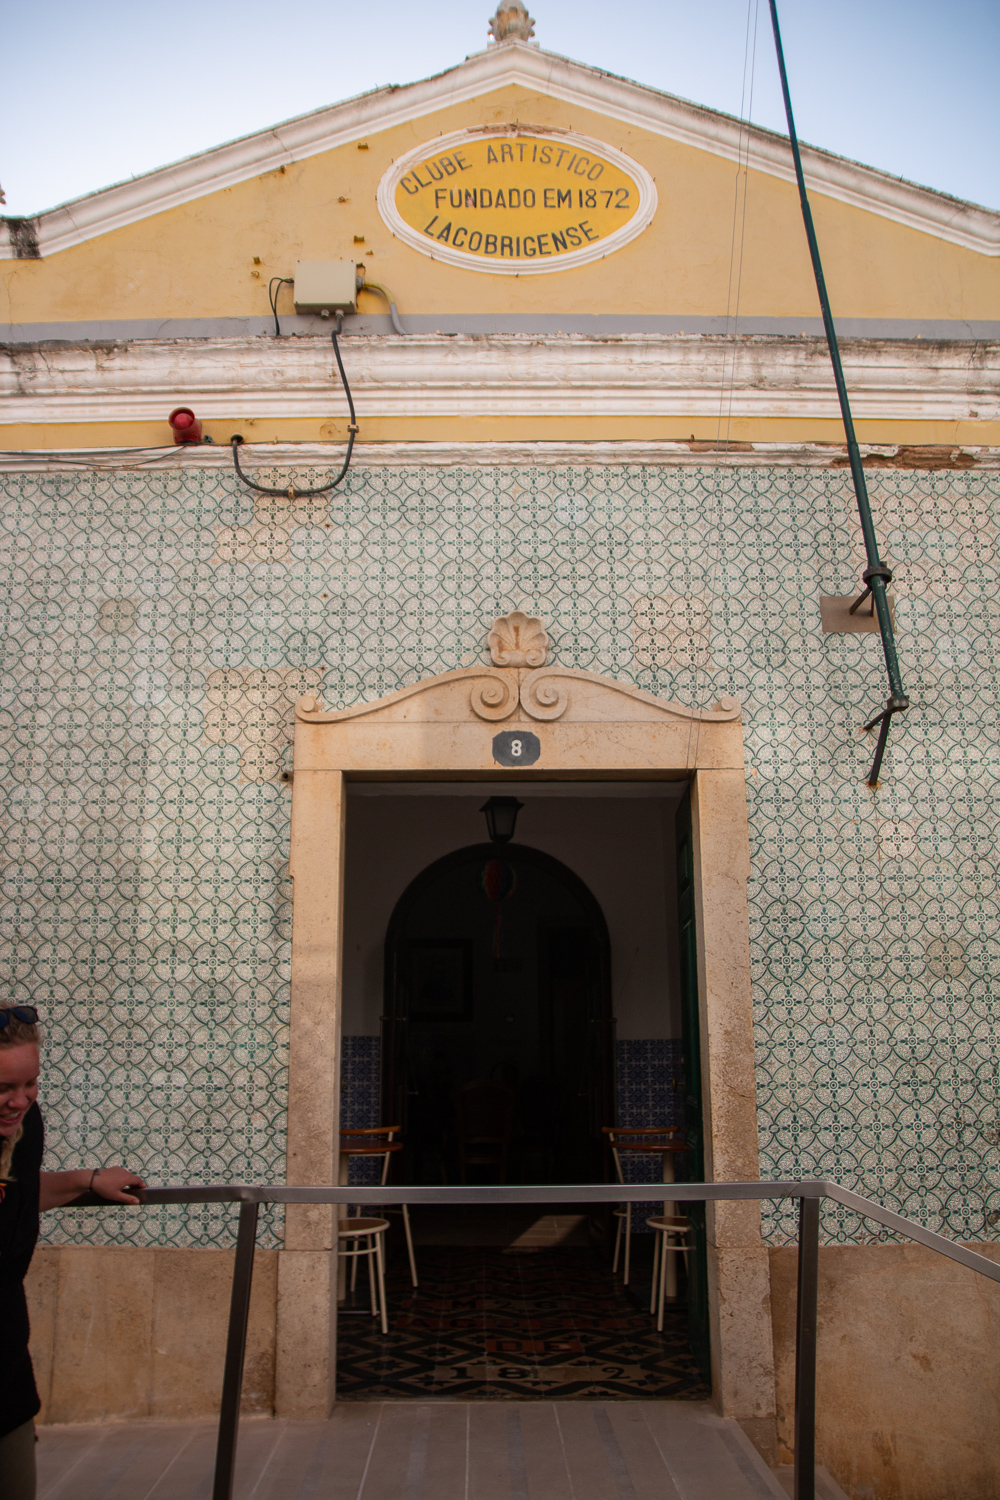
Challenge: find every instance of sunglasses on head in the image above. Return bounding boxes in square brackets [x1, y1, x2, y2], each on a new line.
[0, 1007, 39, 1029]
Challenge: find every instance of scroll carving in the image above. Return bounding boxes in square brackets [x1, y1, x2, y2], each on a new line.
[520, 671, 570, 721]
[469, 673, 519, 721]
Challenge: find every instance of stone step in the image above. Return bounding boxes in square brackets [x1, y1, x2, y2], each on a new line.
[37, 1401, 791, 1500]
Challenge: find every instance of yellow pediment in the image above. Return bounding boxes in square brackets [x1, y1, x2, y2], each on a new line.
[2, 41, 997, 330]
[2, 40, 997, 451]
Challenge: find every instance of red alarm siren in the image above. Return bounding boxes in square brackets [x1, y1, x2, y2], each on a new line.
[168, 407, 203, 444]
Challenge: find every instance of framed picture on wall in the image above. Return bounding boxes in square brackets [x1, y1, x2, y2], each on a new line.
[405, 939, 473, 1022]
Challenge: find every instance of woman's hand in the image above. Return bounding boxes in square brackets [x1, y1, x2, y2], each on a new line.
[40, 1165, 147, 1210]
[91, 1166, 147, 1204]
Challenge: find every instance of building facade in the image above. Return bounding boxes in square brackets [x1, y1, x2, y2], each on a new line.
[2, 15, 999, 1498]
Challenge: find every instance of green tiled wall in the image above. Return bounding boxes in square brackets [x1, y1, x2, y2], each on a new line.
[1, 460, 997, 1247]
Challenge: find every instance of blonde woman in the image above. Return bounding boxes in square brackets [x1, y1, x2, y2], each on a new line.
[0, 1006, 145, 1500]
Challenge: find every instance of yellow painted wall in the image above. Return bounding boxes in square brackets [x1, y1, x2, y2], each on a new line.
[2, 82, 997, 448]
[3, 85, 997, 326]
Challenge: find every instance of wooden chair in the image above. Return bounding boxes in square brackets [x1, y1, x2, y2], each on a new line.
[602, 1125, 686, 1285]
[340, 1125, 418, 1287]
[455, 1079, 516, 1183]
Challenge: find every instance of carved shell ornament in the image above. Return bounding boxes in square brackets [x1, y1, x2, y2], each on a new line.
[477, 611, 565, 718]
[487, 611, 550, 668]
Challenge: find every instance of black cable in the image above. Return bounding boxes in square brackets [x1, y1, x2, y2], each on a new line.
[230, 325, 358, 500]
[268, 277, 294, 337]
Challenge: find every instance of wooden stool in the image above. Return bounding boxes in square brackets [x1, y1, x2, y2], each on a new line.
[340, 1126, 418, 1287]
[338, 1216, 389, 1334]
[603, 1126, 685, 1285]
[647, 1214, 690, 1331]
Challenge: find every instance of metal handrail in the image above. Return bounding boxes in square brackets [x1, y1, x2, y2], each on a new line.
[69, 1180, 1000, 1500]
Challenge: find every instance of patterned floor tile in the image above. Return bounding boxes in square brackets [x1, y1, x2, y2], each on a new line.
[336, 1246, 709, 1401]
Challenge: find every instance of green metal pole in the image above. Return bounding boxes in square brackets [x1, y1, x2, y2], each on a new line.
[767, 0, 908, 785]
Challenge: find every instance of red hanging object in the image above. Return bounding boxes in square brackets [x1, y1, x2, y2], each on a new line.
[481, 858, 518, 961]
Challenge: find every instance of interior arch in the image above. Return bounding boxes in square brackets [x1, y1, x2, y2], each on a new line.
[381, 840, 614, 1185]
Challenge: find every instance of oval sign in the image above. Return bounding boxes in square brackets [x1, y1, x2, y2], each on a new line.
[492, 731, 541, 766]
[377, 127, 656, 275]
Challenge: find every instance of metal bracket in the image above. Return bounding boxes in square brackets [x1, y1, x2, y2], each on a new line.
[862, 693, 910, 788]
[848, 564, 894, 618]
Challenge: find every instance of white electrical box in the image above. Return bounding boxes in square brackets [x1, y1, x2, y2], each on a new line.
[293, 260, 357, 315]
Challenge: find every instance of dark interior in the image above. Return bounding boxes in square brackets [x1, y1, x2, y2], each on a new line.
[382, 842, 614, 1186]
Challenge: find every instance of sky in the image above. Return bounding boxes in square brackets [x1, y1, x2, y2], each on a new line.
[2, 0, 999, 218]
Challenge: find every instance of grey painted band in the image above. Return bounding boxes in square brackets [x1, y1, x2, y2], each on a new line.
[2, 315, 999, 343]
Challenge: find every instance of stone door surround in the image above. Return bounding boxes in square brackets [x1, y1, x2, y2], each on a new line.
[281, 613, 776, 1439]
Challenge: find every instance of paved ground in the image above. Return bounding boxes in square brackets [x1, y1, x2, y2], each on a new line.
[37, 1401, 799, 1500]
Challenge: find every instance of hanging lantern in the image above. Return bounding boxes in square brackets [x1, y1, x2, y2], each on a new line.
[480, 796, 523, 844]
[481, 857, 518, 961]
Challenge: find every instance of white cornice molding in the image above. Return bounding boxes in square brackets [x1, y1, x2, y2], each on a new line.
[1, 440, 998, 474]
[2, 43, 998, 260]
[1, 334, 996, 426]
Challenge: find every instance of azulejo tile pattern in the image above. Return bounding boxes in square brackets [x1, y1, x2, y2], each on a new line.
[341, 1037, 682, 1135]
[614, 1039, 685, 1233]
[341, 1036, 381, 1131]
[615, 1040, 683, 1131]
[0, 461, 997, 1247]
[341, 1035, 383, 1188]
[339, 1037, 681, 1196]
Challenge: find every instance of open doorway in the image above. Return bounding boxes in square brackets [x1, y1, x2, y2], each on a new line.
[284, 651, 765, 1420]
[338, 782, 708, 1399]
[382, 841, 613, 1187]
